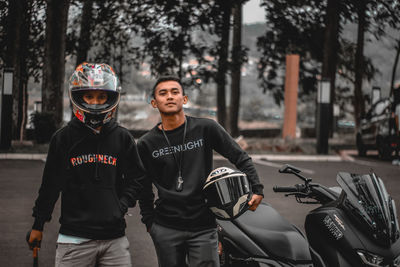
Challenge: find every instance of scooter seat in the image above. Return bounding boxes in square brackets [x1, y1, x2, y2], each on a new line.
[233, 202, 312, 262]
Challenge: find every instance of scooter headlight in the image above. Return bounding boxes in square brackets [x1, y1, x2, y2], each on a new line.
[357, 250, 385, 266]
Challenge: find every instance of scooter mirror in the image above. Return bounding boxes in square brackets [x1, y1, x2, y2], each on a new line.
[279, 164, 301, 174]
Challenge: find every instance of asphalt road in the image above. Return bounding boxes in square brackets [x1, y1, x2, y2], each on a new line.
[0, 154, 399, 267]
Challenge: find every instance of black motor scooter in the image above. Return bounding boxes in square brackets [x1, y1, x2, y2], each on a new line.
[216, 164, 400, 267]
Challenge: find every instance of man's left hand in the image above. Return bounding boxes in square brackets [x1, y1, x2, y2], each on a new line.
[248, 194, 263, 211]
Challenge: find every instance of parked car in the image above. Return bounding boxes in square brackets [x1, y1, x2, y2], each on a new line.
[356, 98, 398, 159]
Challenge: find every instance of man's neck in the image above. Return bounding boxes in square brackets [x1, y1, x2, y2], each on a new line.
[159, 112, 186, 130]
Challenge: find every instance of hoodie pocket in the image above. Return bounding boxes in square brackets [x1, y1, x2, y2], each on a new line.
[62, 186, 124, 227]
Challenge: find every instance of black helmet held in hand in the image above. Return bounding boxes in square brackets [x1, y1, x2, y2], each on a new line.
[203, 167, 252, 220]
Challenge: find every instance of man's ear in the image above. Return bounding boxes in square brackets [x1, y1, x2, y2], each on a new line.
[151, 98, 157, 108]
[183, 95, 188, 104]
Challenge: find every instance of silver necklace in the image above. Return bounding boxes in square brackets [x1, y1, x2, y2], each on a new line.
[161, 119, 187, 192]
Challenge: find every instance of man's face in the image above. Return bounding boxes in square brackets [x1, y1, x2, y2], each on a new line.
[151, 81, 187, 115]
[82, 90, 108, 105]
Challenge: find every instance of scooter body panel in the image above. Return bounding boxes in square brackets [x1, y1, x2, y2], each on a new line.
[212, 166, 400, 267]
[217, 218, 268, 258]
[305, 206, 400, 266]
[217, 202, 313, 265]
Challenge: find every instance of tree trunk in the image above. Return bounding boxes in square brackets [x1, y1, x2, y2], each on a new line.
[16, 7, 31, 141]
[321, 0, 340, 135]
[75, 0, 93, 66]
[215, 2, 231, 128]
[5, 0, 21, 140]
[178, 32, 184, 79]
[19, 81, 28, 142]
[390, 38, 400, 96]
[72, 0, 93, 121]
[5, 0, 32, 140]
[354, 0, 367, 128]
[42, 0, 70, 128]
[229, 2, 242, 137]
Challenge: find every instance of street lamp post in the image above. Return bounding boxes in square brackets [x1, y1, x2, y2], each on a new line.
[0, 68, 13, 150]
[316, 79, 330, 154]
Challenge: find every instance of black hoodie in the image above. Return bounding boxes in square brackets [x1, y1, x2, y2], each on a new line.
[32, 117, 145, 240]
[138, 116, 264, 231]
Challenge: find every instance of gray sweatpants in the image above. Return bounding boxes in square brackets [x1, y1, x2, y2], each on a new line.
[55, 236, 131, 267]
[149, 223, 220, 267]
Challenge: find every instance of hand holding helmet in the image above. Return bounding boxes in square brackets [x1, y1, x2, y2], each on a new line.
[248, 194, 263, 211]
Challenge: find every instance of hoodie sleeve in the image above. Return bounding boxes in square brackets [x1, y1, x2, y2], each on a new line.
[137, 139, 155, 230]
[32, 134, 63, 231]
[119, 135, 146, 211]
[208, 120, 264, 196]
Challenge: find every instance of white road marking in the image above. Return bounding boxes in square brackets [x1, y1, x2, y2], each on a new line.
[214, 154, 342, 162]
[0, 153, 46, 160]
[252, 158, 315, 174]
[338, 150, 383, 167]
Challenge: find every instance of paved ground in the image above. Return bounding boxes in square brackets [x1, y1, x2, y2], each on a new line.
[0, 153, 399, 266]
[0, 159, 158, 267]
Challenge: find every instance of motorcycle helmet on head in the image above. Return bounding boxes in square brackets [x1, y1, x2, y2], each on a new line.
[69, 62, 121, 129]
[203, 167, 252, 220]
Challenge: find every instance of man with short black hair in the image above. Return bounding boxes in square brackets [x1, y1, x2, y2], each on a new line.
[137, 74, 264, 267]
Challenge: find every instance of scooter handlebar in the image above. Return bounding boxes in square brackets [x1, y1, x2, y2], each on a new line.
[273, 186, 299, 192]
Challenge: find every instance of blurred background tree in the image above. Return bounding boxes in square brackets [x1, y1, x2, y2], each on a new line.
[257, 0, 400, 128]
[1, 0, 46, 140]
[0, 0, 399, 140]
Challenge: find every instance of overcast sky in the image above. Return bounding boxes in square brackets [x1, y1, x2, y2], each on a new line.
[243, 0, 266, 24]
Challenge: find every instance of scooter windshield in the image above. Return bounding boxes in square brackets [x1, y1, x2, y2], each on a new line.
[337, 172, 399, 246]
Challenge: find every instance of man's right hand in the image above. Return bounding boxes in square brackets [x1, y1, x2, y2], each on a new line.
[27, 229, 42, 250]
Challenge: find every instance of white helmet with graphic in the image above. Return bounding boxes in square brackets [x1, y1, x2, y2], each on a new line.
[203, 167, 252, 220]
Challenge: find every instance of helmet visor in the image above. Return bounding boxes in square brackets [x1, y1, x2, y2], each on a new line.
[205, 174, 250, 206]
[71, 90, 120, 114]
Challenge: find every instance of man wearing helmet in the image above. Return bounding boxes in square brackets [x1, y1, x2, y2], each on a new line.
[137, 75, 264, 267]
[27, 63, 146, 266]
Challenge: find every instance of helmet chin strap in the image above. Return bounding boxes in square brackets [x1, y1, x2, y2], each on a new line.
[85, 113, 105, 130]
[85, 110, 115, 130]
[88, 119, 103, 129]
[84, 123, 101, 133]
